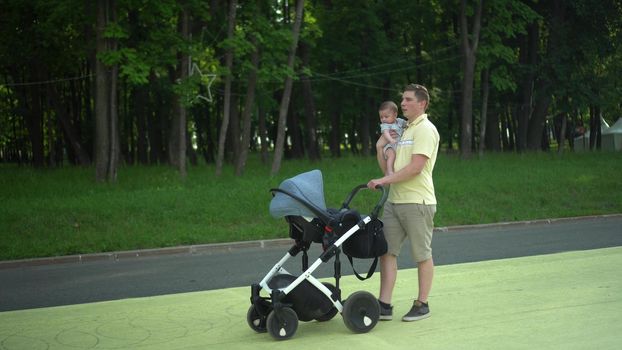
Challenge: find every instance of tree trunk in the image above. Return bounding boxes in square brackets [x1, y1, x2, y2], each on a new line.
[589, 106, 602, 150]
[271, 0, 305, 176]
[300, 41, 320, 161]
[108, 57, 119, 181]
[540, 119, 550, 151]
[459, 43, 475, 157]
[48, 86, 91, 165]
[257, 103, 269, 164]
[485, 111, 501, 151]
[446, 83, 460, 152]
[359, 95, 371, 157]
[501, 110, 510, 151]
[527, 2, 565, 151]
[415, 39, 424, 83]
[348, 123, 359, 155]
[187, 129, 197, 165]
[95, 0, 111, 181]
[215, 0, 237, 176]
[169, 8, 189, 178]
[235, 35, 260, 176]
[193, 101, 212, 163]
[226, 96, 240, 162]
[478, 68, 489, 157]
[83, 59, 94, 160]
[301, 76, 320, 160]
[69, 79, 83, 163]
[17, 83, 44, 167]
[132, 85, 149, 164]
[148, 71, 166, 164]
[526, 93, 552, 150]
[49, 112, 58, 166]
[178, 10, 189, 175]
[558, 113, 567, 154]
[329, 106, 341, 157]
[458, 0, 482, 159]
[288, 111, 305, 158]
[516, 23, 538, 152]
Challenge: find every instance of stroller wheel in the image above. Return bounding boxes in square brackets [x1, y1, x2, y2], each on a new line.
[246, 305, 267, 333]
[342, 291, 380, 333]
[316, 307, 338, 322]
[267, 307, 298, 340]
[316, 282, 338, 322]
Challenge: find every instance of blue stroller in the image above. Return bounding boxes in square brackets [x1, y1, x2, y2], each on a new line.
[247, 170, 388, 340]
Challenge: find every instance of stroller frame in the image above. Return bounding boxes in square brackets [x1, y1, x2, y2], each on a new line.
[248, 183, 388, 340]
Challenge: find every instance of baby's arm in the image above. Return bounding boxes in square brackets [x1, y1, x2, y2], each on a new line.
[382, 128, 397, 144]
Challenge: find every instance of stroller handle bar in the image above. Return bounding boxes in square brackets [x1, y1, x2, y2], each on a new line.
[270, 184, 388, 224]
[341, 184, 389, 219]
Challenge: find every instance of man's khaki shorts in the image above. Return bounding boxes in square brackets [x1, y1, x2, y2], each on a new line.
[382, 202, 436, 262]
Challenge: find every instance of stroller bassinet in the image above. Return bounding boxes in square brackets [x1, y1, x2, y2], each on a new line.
[247, 170, 388, 340]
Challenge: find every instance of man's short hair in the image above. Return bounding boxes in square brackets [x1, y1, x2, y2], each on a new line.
[405, 84, 430, 110]
[379, 101, 398, 113]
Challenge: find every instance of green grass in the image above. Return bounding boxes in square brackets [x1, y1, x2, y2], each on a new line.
[1, 152, 621, 261]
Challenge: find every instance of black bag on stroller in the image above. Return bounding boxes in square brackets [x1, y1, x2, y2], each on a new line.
[342, 215, 387, 280]
[326, 205, 388, 280]
[247, 170, 389, 340]
[343, 216, 387, 259]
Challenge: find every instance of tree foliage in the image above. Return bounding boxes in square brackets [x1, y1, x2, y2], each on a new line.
[1, 0, 621, 175]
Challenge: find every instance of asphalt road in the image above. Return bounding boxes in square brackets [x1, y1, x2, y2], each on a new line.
[1, 215, 620, 312]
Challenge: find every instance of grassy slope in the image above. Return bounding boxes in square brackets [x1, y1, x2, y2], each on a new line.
[1, 152, 620, 260]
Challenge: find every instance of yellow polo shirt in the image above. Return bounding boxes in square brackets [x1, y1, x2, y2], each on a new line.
[388, 113, 440, 204]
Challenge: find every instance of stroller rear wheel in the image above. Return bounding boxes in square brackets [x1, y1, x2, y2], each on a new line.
[246, 305, 267, 333]
[267, 307, 298, 340]
[316, 282, 338, 322]
[342, 291, 380, 333]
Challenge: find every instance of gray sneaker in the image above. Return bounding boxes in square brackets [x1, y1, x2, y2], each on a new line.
[402, 300, 430, 322]
[378, 300, 393, 321]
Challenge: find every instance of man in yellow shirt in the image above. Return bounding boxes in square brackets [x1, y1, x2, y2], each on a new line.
[368, 84, 439, 322]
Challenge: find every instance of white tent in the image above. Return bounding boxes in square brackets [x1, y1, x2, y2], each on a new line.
[573, 117, 610, 152]
[601, 118, 622, 151]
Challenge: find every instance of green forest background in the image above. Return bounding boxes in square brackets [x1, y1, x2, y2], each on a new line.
[1, 0, 621, 181]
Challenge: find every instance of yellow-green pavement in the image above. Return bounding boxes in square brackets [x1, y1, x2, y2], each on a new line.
[1, 247, 620, 349]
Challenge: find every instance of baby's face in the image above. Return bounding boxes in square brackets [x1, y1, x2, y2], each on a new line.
[379, 109, 397, 124]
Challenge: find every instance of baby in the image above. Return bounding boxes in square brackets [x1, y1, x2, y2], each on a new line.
[376, 101, 406, 175]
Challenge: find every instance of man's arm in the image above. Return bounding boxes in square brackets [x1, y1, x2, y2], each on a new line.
[368, 154, 428, 189]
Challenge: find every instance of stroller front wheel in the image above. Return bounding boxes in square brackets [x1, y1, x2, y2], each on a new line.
[342, 291, 380, 333]
[246, 305, 267, 333]
[267, 307, 298, 340]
